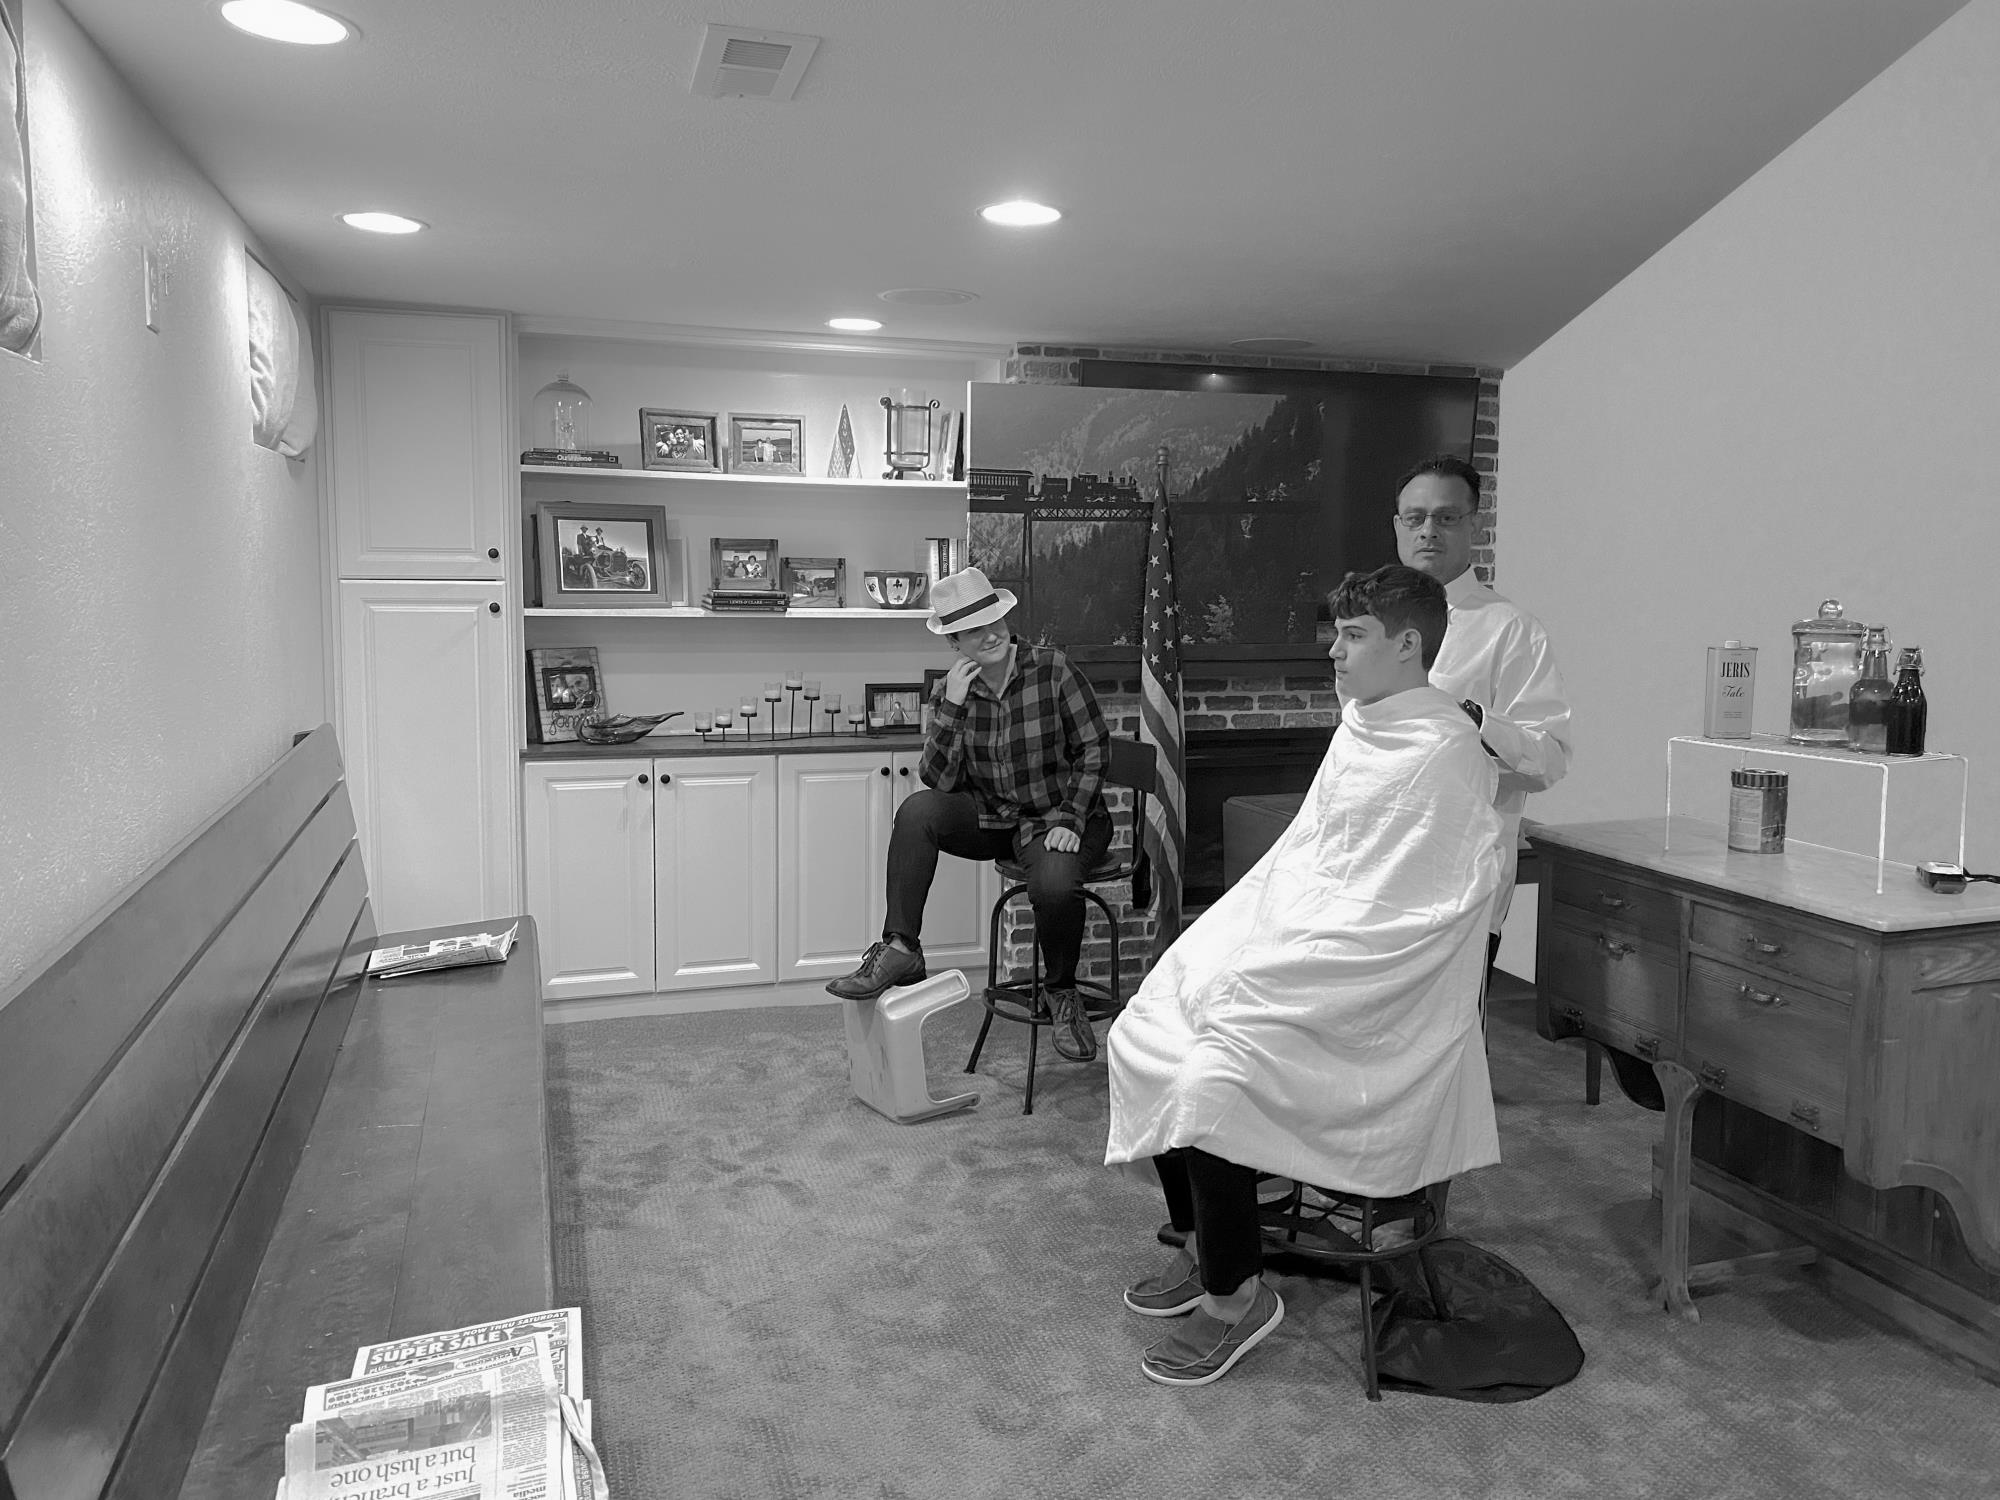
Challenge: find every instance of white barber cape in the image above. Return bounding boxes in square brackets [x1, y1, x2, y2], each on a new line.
[1105, 686, 1507, 1197]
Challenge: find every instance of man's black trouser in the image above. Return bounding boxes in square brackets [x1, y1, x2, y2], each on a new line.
[883, 788, 1111, 988]
[1154, 1148, 1263, 1295]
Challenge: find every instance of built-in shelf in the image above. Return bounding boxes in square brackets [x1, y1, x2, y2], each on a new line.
[521, 464, 963, 493]
[525, 606, 933, 620]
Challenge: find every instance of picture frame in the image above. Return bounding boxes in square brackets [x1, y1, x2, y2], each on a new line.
[711, 536, 780, 591]
[727, 411, 805, 476]
[527, 646, 605, 744]
[639, 408, 721, 472]
[865, 681, 924, 736]
[781, 555, 847, 609]
[531, 501, 676, 610]
[922, 666, 949, 732]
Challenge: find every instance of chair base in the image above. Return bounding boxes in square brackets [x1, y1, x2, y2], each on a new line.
[843, 971, 979, 1123]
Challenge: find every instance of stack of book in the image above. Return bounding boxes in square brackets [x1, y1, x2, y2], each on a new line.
[703, 588, 789, 613]
[275, 1308, 604, 1500]
[521, 448, 622, 468]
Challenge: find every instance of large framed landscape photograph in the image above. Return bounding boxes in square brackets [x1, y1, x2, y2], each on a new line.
[966, 364, 1478, 658]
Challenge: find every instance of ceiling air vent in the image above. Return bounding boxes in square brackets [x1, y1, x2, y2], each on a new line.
[692, 24, 820, 100]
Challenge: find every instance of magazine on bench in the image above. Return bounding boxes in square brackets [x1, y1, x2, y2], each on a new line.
[365, 920, 519, 978]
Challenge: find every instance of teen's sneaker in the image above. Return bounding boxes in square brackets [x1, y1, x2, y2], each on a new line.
[1124, 1248, 1203, 1317]
[1140, 1281, 1284, 1387]
[1046, 985, 1097, 1061]
[825, 940, 926, 1000]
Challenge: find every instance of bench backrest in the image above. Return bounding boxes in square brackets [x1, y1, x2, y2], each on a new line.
[0, 725, 373, 1500]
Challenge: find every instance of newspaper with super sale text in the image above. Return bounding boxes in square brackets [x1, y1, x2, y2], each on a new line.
[364, 922, 519, 978]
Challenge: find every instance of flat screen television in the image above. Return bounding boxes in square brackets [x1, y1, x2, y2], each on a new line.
[966, 360, 1480, 658]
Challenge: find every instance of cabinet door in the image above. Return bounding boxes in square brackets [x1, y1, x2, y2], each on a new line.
[656, 756, 777, 990]
[326, 309, 509, 579]
[778, 752, 897, 984]
[523, 760, 655, 1001]
[891, 751, 992, 970]
[338, 580, 519, 932]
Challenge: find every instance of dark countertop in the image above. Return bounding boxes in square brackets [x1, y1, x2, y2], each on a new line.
[522, 731, 925, 761]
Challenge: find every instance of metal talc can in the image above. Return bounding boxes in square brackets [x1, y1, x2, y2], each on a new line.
[1727, 768, 1788, 853]
[1704, 641, 1757, 739]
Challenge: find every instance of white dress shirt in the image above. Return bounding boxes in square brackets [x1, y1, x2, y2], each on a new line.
[1427, 568, 1574, 926]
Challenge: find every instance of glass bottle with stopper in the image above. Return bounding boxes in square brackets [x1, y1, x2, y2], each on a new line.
[1788, 599, 1864, 746]
[1845, 625, 1894, 753]
[1886, 646, 1928, 756]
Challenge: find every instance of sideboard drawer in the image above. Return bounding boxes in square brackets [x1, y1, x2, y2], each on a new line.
[1684, 955, 1848, 1140]
[1550, 863, 1679, 943]
[1689, 901, 1855, 997]
[1543, 916, 1680, 1048]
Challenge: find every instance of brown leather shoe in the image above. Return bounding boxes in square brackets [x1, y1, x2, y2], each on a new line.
[825, 940, 926, 1000]
[1046, 985, 1097, 1062]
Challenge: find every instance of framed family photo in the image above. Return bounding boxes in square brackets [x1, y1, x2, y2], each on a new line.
[727, 412, 805, 476]
[639, 408, 721, 472]
[532, 501, 677, 610]
[865, 681, 924, 736]
[711, 536, 779, 591]
[781, 555, 846, 609]
[527, 646, 605, 744]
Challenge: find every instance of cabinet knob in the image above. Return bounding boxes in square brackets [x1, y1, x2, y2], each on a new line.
[488, 602, 501, 614]
[879, 766, 890, 776]
[637, 774, 648, 785]
[659, 773, 671, 785]
[488, 547, 501, 560]
[898, 766, 911, 776]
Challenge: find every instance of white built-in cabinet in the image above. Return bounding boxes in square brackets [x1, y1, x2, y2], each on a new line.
[523, 749, 994, 1003]
[325, 307, 521, 933]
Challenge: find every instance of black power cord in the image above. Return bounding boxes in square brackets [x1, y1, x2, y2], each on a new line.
[1917, 862, 2000, 894]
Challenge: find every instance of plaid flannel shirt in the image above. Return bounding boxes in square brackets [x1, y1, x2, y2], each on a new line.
[920, 640, 1111, 854]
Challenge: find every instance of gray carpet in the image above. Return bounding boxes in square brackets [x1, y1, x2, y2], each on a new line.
[545, 987, 2000, 1499]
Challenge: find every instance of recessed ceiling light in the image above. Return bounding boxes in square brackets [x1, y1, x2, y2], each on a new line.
[827, 317, 882, 332]
[879, 287, 979, 306]
[979, 199, 1061, 228]
[340, 211, 426, 235]
[220, 0, 355, 45]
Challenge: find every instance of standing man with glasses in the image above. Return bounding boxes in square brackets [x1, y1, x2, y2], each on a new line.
[826, 567, 1114, 1063]
[1389, 455, 1573, 961]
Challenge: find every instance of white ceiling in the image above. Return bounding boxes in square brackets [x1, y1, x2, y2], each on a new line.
[64, 0, 1968, 367]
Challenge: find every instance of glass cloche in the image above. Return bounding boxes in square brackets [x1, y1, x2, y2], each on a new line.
[528, 371, 592, 453]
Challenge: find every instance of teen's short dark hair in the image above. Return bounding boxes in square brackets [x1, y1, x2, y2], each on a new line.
[1393, 453, 1482, 512]
[1327, 564, 1449, 667]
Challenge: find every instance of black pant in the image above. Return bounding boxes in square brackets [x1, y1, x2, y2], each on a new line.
[883, 789, 1111, 988]
[1153, 1148, 1263, 1295]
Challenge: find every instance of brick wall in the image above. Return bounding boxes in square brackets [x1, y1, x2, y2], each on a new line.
[991, 342, 1500, 995]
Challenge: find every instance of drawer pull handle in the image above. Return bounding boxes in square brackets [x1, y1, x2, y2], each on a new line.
[1738, 983, 1787, 1007]
[1596, 891, 1628, 910]
[1634, 1035, 1661, 1061]
[1744, 937, 1785, 956]
[1595, 934, 1634, 958]
[1790, 1102, 1822, 1131]
[1699, 1063, 1728, 1090]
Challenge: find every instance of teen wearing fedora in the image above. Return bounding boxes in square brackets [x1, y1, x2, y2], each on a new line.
[825, 567, 1114, 1063]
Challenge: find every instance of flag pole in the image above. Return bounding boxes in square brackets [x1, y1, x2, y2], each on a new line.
[1138, 444, 1187, 961]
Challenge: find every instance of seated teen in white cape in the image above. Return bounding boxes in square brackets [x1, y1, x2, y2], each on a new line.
[1104, 563, 1506, 1389]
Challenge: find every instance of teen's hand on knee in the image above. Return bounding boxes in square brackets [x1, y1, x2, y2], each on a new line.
[1045, 826, 1080, 854]
[944, 659, 980, 704]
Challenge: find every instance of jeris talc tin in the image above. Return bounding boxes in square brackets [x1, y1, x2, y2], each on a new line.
[1727, 768, 1788, 853]
[1704, 641, 1757, 739]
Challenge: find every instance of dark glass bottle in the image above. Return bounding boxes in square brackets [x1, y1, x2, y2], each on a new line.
[1846, 626, 1893, 753]
[1885, 646, 1928, 756]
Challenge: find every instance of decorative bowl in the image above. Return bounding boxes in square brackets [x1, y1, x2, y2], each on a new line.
[578, 712, 683, 744]
[863, 570, 929, 610]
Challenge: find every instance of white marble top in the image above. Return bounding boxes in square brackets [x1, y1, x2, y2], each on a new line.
[1524, 817, 2000, 934]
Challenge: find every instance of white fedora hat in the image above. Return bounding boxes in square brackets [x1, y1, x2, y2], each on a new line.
[925, 566, 1018, 635]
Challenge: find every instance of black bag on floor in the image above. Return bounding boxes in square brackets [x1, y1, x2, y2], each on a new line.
[1368, 1237, 1585, 1402]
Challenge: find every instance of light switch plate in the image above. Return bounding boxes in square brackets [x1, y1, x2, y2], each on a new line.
[142, 246, 163, 331]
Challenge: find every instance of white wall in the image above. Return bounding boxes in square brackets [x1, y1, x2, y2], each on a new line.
[1502, 0, 2000, 865]
[0, 0, 325, 995]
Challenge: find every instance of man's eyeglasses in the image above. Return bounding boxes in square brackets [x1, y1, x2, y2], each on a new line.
[1394, 509, 1472, 532]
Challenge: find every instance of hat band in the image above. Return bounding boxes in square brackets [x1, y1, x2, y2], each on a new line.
[938, 592, 1003, 626]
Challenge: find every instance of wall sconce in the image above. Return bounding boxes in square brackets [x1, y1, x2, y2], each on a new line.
[880, 390, 940, 480]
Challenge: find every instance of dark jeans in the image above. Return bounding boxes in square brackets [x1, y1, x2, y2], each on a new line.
[1154, 1148, 1263, 1295]
[883, 789, 1112, 988]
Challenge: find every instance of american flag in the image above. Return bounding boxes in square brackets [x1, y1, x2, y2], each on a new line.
[1139, 445, 1186, 961]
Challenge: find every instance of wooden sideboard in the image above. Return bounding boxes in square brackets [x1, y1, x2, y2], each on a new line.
[1529, 817, 2000, 1371]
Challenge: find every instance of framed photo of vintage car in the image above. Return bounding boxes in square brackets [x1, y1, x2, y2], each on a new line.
[865, 681, 924, 736]
[532, 500, 676, 610]
[781, 555, 846, 609]
[726, 412, 805, 476]
[640, 408, 721, 472]
[711, 536, 780, 591]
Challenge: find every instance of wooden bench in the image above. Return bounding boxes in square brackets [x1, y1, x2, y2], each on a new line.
[0, 726, 550, 1500]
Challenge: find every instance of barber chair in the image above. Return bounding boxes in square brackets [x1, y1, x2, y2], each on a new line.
[843, 971, 979, 1123]
[963, 738, 1157, 1114]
